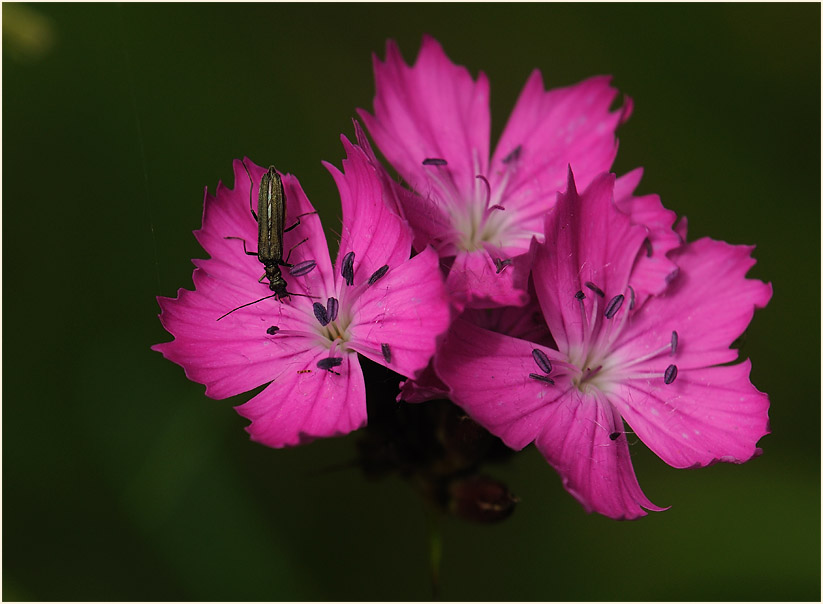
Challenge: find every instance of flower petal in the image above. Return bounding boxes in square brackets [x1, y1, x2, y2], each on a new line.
[154, 161, 335, 399]
[348, 247, 451, 379]
[435, 319, 565, 450]
[324, 136, 414, 283]
[613, 360, 769, 469]
[533, 390, 667, 520]
[491, 73, 630, 210]
[614, 237, 773, 370]
[445, 249, 530, 310]
[359, 35, 490, 200]
[153, 274, 317, 399]
[533, 169, 648, 352]
[235, 352, 367, 448]
[614, 168, 682, 299]
[194, 159, 334, 304]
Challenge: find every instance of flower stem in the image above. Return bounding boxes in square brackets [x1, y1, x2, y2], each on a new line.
[425, 503, 442, 600]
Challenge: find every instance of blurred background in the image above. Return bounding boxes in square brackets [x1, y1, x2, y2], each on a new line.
[3, 3, 819, 601]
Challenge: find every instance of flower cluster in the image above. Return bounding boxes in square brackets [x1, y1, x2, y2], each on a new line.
[155, 36, 770, 520]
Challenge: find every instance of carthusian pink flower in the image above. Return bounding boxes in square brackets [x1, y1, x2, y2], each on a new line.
[436, 168, 771, 519]
[359, 35, 632, 309]
[154, 137, 451, 448]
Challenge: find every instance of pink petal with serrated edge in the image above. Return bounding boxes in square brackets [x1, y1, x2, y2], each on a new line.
[349, 246, 451, 379]
[613, 360, 769, 469]
[533, 390, 667, 519]
[325, 136, 413, 281]
[613, 238, 772, 371]
[492, 73, 629, 208]
[235, 352, 367, 448]
[435, 319, 565, 450]
[533, 169, 648, 352]
[359, 35, 490, 200]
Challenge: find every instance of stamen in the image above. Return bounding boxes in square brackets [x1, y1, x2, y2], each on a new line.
[326, 297, 339, 323]
[297, 369, 312, 374]
[476, 175, 491, 208]
[422, 158, 448, 166]
[643, 238, 653, 258]
[664, 364, 678, 385]
[381, 343, 392, 364]
[289, 260, 316, 276]
[604, 294, 624, 319]
[585, 281, 605, 298]
[494, 258, 512, 274]
[609, 432, 621, 441]
[266, 326, 279, 335]
[628, 285, 636, 310]
[368, 264, 389, 285]
[529, 373, 555, 385]
[532, 349, 552, 374]
[342, 251, 355, 286]
[671, 331, 679, 356]
[317, 357, 343, 374]
[575, 290, 586, 301]
[502, 145, 522, 164]
[313, 302, 330, 326]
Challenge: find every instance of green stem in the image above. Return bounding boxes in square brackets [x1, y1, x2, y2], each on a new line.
[425, 503, 442, 600]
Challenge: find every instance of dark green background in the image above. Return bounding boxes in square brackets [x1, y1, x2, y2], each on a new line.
[3, 3, 819, 601]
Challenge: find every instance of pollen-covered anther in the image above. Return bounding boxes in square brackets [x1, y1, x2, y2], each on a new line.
[326, 297, 339, 322]
[317, 357, 343, 374]
[342, 251, 355, 286]
[604, 294, 624, 319]
[313, 302, 330, 326]
[664, 364, 678, 385]
[494, 258, 512, 274]
[585, 281, 605, 298]
[289, 260, 317, 276]
[529, 373, 555, 384]
[368, 264, 389, 285]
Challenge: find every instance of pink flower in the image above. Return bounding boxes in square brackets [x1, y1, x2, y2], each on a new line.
[436, 168, 771, 519]
[359, 35, 632, 309]
[153, 137, 451, 448]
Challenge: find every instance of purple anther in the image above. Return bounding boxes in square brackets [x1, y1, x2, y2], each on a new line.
[317, 357, 344, 371]
[313, 302, 330, 326]
[609, 432, 621, 441]
[531, 349, 552, 374]
[289, 260, 316, 277]
[326, 297, 339, 322]
[575, 290, 586, 301]
[643, 238, 653, 258]
[502, 145, 522, 164]
[494, 258, 513, 274]
[529, 373, 555, 385]
[342, 251, 355, 286]
[422, 158, 447, 166]
[604, 294, 625, 319]
[266, 326, 279, 335]
[664, 364, 678, 385]
[381, 343, 392, 364]
[671, 331, 679, 355]
[585, 281, 605, 298]
[368, 264, 389, 285]
[628, 285, 636, 310]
